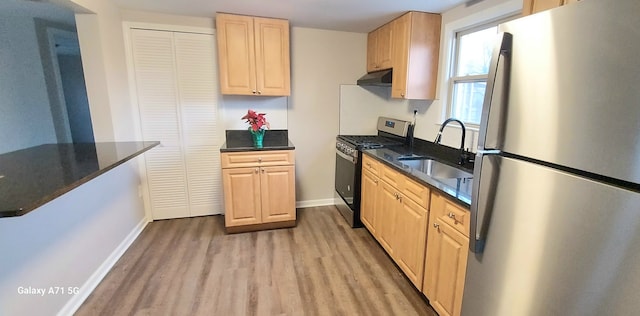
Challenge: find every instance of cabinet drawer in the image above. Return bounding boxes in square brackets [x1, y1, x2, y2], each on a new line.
[380, 163, 401, 187]
[221, 150, 294, 168]
[402, 176, 430, 209]
[439, 198, 469, 237]
[362, 154, 380, 176]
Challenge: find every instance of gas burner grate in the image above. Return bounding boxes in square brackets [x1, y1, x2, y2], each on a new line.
[337, 135, 404, 149]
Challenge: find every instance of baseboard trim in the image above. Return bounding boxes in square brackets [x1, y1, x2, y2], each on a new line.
[57, 218, 149, 316]
[296, 198, 336, 208]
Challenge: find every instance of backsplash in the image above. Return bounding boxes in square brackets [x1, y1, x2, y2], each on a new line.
[339, 84, 478, 152]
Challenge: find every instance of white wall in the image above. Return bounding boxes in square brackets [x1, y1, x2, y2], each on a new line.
[221, 96, 289, 130]
[0, 160, 146, 316]
[289, 27, 367, 204]
[70, 0, 137, 142]
[0, 17, 58, 154]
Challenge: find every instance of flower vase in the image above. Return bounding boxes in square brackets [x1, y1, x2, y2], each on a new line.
[250, 128, 265, 148]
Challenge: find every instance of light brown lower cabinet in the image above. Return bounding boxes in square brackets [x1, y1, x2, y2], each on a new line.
[221, 150, 296, 232]
[360, 168, 380, 234]
[423, 193, 470, 316]
[377, 180, 399, 255]
[361, 154, 471, 315]
[360, 155, 429, 289]
[395, 194, 428, 287]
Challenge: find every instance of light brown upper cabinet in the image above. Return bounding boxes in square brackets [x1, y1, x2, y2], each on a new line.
[366, 23, 393, 72]
[522, 0, 582, 16]
[391, 12, 441, 100]
[216, 13, 291, 96]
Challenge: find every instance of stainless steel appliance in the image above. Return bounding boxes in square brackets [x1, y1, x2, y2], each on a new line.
[335, 117, 410, 227]
[464, 1, 640, 315]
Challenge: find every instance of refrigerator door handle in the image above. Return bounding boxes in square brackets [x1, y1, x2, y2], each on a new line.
[470, 151, 499, 253]
[470, 33, 511, 254]
[477, 32, 512, 151]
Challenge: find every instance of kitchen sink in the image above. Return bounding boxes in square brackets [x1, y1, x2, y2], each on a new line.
[400, 158, 473, 179]
[397, 154, 431, 160]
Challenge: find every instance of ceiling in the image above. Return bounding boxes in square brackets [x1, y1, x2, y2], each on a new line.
[110, 0, 471, 33]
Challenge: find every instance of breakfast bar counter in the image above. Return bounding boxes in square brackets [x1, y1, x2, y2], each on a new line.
[0, 141, 159, 217]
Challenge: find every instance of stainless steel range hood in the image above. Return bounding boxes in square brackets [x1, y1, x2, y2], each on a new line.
[356, 69, 392, 86]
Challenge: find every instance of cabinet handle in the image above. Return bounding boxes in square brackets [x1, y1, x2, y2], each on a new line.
[255, 168, 259, 173]
[252, 90, 257, 94]
[374, 179, 378, 184]
[398, 195, 403, 202]
[261, 168, 265, 173]
[401, 93, 405, 98]
[448, 212, 459, 224]
[433, 223, 440, 229]
[366, 163, 371, 168]
[258, 157, 262, 162]
[257, 91, 262, 95]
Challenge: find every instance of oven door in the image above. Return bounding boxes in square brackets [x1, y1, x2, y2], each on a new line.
[335, 150, 356, 209]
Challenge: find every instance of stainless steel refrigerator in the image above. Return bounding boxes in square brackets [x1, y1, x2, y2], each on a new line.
[464, 0, 640, 315]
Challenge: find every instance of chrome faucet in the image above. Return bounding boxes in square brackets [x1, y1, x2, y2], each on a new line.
[434, 118, 468, 165]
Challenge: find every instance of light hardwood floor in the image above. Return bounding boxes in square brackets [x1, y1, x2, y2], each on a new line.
[77, 206, 436, 315]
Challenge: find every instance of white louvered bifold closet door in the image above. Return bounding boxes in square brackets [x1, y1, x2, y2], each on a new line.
[131, 29, 222, 220]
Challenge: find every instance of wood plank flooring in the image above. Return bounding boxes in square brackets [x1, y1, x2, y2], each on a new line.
[77, 206, 437, 316]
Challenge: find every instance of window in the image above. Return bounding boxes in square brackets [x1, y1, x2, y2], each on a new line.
[448, 23, 502, 126]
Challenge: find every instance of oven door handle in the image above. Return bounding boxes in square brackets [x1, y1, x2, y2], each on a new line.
[336, 150, 356, 164]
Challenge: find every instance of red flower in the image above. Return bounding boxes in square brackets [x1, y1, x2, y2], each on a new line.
[242, 109, 270, 131]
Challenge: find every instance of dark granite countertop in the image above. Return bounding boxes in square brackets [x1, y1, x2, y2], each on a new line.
[363, 140, 474, 207]
[221, 129, 295, 152]
[0, 141, 159, 217]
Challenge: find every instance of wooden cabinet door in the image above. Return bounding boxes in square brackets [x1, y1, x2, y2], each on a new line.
[216, 13, 257, 95]
[376, 23, 393, 70]
[222, 167, 262, 226]
[259, 165, 296, 223]
[523, 0, 565, 15]
[378, 181, 399, 255]
[367, 31, 378, 72]
[391, 12, 440, 100]
[395, 195, 428, 290]
[254, 17, 290, 96]
[391, 13, 410, 99]
[361, 169, 379, 233]
[424, 218, 469, 316]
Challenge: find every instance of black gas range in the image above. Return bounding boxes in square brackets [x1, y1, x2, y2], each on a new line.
[334, 117, 412, 227]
